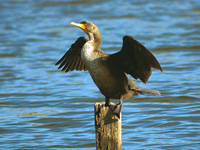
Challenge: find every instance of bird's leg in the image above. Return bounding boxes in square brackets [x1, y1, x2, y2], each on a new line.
[112, 96, 123, 119]
[105, 97, 110, 106]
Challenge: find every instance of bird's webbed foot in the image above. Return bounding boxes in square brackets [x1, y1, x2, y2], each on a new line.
[105, 97, 123, 119]
[112, 97, 123, 119]
[105, 97, 110, 106]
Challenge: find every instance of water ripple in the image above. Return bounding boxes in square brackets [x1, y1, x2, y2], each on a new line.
[0, 0, 200, 149]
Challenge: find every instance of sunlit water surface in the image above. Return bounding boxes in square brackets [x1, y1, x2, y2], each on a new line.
[0, 0, 200, 149]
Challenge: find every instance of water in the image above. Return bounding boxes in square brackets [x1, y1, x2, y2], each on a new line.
[0, 0, 200, 149]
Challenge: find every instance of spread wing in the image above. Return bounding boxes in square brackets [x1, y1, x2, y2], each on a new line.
[55, 37, 88, 72]
[109, 35, 163, 83]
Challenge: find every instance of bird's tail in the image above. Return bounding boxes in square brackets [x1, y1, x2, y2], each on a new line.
[139, 88, 161, 96]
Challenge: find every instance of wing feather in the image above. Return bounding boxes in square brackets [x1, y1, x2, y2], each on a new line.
[109, 35, 162, 83]
[55, 37, 88, 72]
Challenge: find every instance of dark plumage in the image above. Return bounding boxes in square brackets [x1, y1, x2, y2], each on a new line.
[56, 21, 163, 118]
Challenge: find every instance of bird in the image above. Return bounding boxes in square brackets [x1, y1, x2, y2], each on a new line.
[55, 21, 163, 118]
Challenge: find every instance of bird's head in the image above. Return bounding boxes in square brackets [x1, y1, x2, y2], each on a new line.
[70, 21, 101, 42]
[71, 21, 96, 33]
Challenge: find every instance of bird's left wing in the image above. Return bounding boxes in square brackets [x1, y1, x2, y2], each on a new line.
[108, 35, 163, 83]
[55, 37, 88, 72]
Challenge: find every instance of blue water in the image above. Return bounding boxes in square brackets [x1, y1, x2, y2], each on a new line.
[0, 0, 200, 149]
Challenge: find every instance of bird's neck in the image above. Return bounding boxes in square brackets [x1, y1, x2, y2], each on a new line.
[87, 32, 101, 49]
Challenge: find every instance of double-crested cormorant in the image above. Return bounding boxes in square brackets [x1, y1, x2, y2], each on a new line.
[56, 21, 163, 118]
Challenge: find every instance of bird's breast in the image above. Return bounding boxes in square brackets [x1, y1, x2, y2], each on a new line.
[81, 43, 126, 98]
[81, 43, 107, 78]
[81, 41, 99, 61]
[81, 41, 107, 74]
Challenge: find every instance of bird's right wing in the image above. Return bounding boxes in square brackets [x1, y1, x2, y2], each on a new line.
[108, 35, 163, 83]
[55, 37, 88, 72]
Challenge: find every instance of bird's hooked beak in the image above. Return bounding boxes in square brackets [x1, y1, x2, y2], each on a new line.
[71, 22, 86, 30]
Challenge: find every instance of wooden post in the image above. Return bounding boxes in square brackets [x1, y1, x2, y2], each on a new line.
[94, 102, 122, 150]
